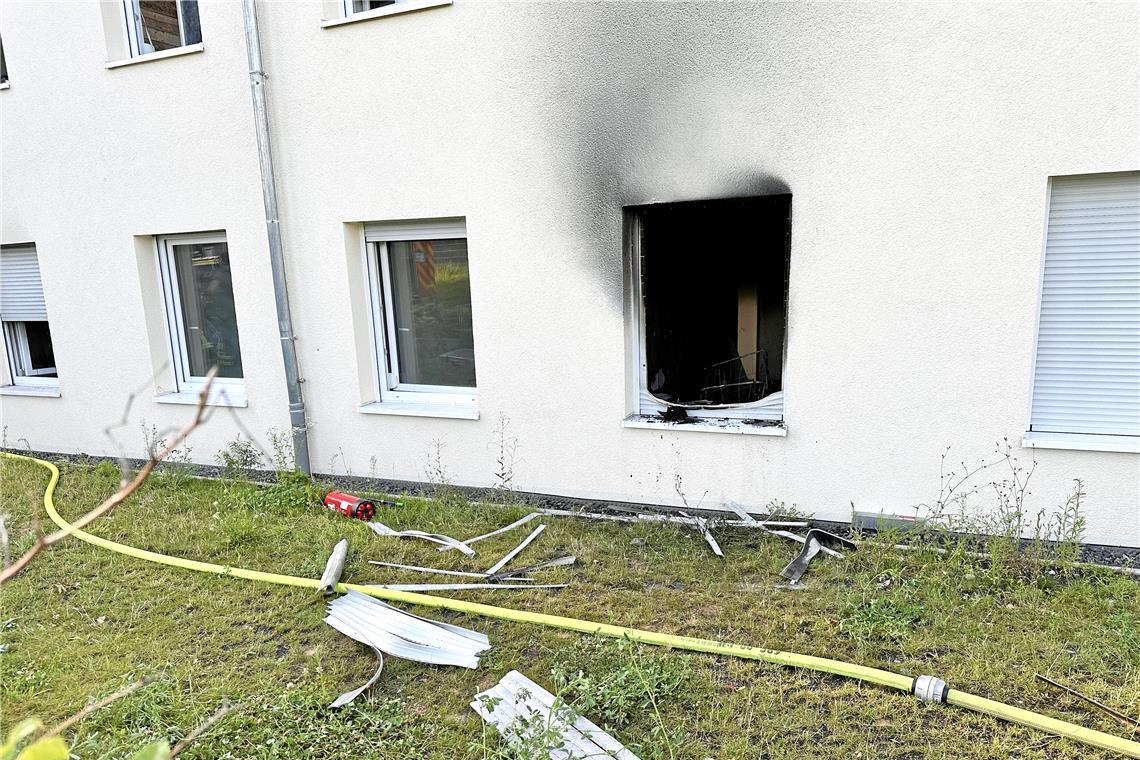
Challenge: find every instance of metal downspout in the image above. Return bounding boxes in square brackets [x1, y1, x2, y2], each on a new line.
[241, 0, 311, 474]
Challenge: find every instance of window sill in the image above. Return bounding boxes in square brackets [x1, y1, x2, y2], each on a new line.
[154, 388, 247, 408]
[623, 415, 786, 437]
[359, 400, 478, 420]
[1022, 432, 1138, 454]
[321, 0, 452, 28]
[0, 384, 61, 398]
[106, 43, 205, 70]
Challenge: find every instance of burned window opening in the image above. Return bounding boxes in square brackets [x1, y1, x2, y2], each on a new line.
[636, 195, 790, 414]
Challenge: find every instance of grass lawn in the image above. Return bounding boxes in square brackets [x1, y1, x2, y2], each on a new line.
[1, 455, 1138, 759]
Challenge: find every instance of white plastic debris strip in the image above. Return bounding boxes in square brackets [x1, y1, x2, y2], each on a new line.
[487, 555, 576, 582]
[324, 590, 490, 708]
[368, 560, 538, 581]
[473, 670, 640, 760]
[486, 524, 547, 574]
[438, 512, 540, 552]
[367, 514, 575, 591]
[368, 521, 477, 555]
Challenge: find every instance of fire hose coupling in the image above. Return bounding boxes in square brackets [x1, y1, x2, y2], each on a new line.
[912, 675, 949, 704]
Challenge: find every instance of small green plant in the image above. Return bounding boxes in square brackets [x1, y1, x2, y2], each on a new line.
[214, 435, 262, 481]
[265, 427, 294, 472]
[93, 459, 121, 479]
[474, 689, 579, 759]
[253, 469, 325, 513]
[490, 412, 519, 498]
[424, 439, 466, 508]
[551, 637, 689, 733]
[1029, 478, 1087, 567]
[840, 592, 926, 643]
[326, 446, 353, 477]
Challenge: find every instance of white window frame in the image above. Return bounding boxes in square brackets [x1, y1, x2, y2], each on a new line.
[122, 0, 195, 58]
[156, 232, 245, 397]
[2, 321, 57, 388]
[326, 0, 452, 26]
[362, 219, 476, 408]
[626, 210, 786, 425]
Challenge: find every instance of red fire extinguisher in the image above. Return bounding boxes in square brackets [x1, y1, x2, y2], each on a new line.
[324, 491, 377, 521]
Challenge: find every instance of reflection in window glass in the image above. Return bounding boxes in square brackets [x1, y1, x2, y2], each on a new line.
[172, 241, 243, 378]
[386, 239, 475, 388]
[134, 0, 201, 54]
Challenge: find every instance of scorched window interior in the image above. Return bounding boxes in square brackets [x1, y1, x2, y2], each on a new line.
[364, 218, 476, 405]
[633, 195, 790, 421]
[157, 233, 244, 391]
[123, 0, 202, 57]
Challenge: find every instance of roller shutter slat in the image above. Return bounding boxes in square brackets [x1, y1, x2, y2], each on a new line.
[0, 246, 48, 321]
[1030, 172, 1140, 437]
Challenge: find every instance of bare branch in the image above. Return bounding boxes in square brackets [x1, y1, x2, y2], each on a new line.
[41, 677, 155, 740]
[0, 369, 217, 585]
[170, 699, 239, 757]
[103, 365, 170, 486]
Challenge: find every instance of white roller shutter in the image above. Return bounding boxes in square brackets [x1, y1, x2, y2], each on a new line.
[1030, 172, 1140, 437]
[0, 245, 49, 322]
[364, 217, 465, 241]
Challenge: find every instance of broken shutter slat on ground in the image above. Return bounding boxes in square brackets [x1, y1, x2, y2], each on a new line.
[0, 245, 48, 321]
[1030, 172, 1140, 437]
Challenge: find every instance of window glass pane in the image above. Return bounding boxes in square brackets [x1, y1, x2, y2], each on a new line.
[352, 0, 395, 13]
[24, 322, 56, 377]
[138, 1, 184, 52]
[180, 1, 202, 46]
[172, 241, 243, 379]
[386, 239, 476, 388]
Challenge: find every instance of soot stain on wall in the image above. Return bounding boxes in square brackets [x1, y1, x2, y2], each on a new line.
[507, 2, 807, 309]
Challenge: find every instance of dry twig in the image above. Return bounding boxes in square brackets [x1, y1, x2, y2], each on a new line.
[170, 699, 240, 756]
[41, 677, 156, 740]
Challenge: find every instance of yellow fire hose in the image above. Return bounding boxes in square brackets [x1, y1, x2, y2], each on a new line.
[5, 452, 1138, 757]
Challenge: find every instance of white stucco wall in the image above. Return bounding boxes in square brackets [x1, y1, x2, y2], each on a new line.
[2, 1, 1137, 547]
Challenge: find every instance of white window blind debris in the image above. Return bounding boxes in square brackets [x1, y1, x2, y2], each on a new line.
[1030, 172, 1140, 437]
[472, 670, 641, 760]
[0, 245, 49, 322]
[638, 388, 784, 421]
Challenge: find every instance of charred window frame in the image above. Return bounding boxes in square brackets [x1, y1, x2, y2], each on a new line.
[626, 195, 791, 425]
